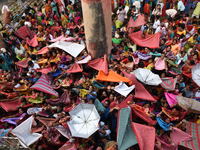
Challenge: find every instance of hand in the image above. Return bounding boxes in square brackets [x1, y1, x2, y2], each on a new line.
[114, 106, 120, 110]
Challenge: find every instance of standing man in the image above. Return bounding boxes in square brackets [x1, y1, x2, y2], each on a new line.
[2, 5, 14, 29]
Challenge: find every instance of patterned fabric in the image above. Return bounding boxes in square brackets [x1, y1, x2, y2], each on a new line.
[180, 121, 200, 150]
[161, 77, 177, 90]
[176, 96, 200, 114]
[49, 90, 70, 105]
[0, 91, 18, 99]
[28, 96, 44, 104]
[31, 75, 58, 97]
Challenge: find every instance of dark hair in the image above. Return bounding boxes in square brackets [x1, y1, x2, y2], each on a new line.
[57, 103, 64, 109]
[180, 51, 186, 54]
[138, 61, 144, 68]
[166, 45, 172, 49]
[105, 100, 111, 106]
[190, 60, 195, 65]
[128, 48, 133, 53]
[128, 56, 133, 62]
[89, 98, 95, 103]
[28, 61, 33, 66]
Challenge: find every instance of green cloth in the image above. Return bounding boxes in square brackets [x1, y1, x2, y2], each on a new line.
[0, 61, 12, 71]
[166, 58, 177, 67]
[93, 81, 106, 89]
[94, 99, 106, 114]
[112, 38, 122, 45]
[28, 96, 44, 104]
[117, 107, 138, 150]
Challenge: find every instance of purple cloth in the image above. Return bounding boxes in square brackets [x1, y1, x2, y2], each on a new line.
[135, 52, 150, 60]
[1, 113, 26, 125]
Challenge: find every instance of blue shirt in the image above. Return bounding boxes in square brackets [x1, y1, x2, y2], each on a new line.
[87, 91, 97, 101]
[100, 104, 110, 122]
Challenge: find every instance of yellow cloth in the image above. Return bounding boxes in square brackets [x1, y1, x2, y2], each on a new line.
[37, 59, 48, 64]
[177, 30, 186, 36]
[145, 63, 154, 70]
[193, 2, 200, 16]
[80, 89, 87, 99]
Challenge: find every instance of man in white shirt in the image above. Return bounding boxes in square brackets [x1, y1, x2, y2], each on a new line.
[153, 15, 160, 32]
[28, 60, 40, 72]
[178, 0, 185, 12]
[14, 43, 25, 56]
[166, 9, 177, 18]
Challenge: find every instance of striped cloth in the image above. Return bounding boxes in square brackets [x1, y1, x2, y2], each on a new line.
[161, 77, 177, 90]
[31, 75, 58, 97]
[180, 121, 200, 150]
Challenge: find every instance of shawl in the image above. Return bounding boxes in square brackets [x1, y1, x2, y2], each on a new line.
[156, 116, 173, 131]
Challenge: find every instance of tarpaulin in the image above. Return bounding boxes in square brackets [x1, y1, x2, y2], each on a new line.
[26, 34, 38, 47]
[131, 122, 155, 150]
[31, 75, 58, 97]
[11, 116, 42, 148]
[127, 14, 146, 30]
[76, 55, 92, 64]
[117, 107, 138, 150]
[15, 25, 34, 40]
[180, 121, 200, 150]
[96, 70, 132, 85]
[66, 63, 83, 73]
[34, 47, 49, 55]
[176, 96, 200, 114]
[129, 30, 160, 48]
[36, 66, 52, 74]
[114, 82, 135, 97]
[161, 77, 177, 90]
[88, 54, 108, 74]
[47, 41, 85, 57]
[164, 92, 177, 108]
[15, 58, 30, 68]
[36, 117, 56, 127]
[121, 69, 155, 102]
[132, 104, 157, 125]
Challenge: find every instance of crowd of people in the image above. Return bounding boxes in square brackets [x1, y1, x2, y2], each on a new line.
[0, 0, 200, 149]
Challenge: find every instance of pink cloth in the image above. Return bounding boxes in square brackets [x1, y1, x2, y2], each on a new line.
[164, 92, 178, 108]
[26, 34, 38, 47]
[15, 25, 34, 40]
[34, 47, 49, 55]
[127, 14, 146, 30]
[50, 35, 79, 43]
[132, 122, 155, 150]
[129, 30, 160, 49]
[155, 58, 165, 70]
[76, 55, 92, 64]
[36, 66, 52, 74]
[66, 63, 83, 73]
[15, 58, 30, 68]
[88, 54, 108, 74]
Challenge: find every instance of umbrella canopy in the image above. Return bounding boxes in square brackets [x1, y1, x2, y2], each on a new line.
[47, 41, 85, 57]
[133, 68, 162, 86]
[67, 103, 100, 138]
[192, 62, 200, 87]
[30, 75, 58, 97]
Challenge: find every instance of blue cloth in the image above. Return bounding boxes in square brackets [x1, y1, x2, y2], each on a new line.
[156, 116, 173, 131]
[197, 36, 200, 44]
[87, 91, 97, 101]
[100, 103, 110, 122]
[184, 0, 193, 13]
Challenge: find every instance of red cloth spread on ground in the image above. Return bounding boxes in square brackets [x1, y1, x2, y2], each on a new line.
[31, 75, 58, 97]
[127, 14, 146, 30]
[36, 117, 56, 127]
[132, 104, 157, 125]
[26, 34, 38, 47]
[180, 121, 200, 150]
[66, 63, 83, 73]
[36, 66, 52, 74]
[88, 54, 108, 74]
[0, 99, 33, 112]
[121, 69, 155, 102]
[129, 30, 160, 48]
[34, 47, 49, 55]
[15, 58, 30, 68]
[131, 122, 155, 150]
[96, 70, 132, 85]
[15, 25, 34, 40]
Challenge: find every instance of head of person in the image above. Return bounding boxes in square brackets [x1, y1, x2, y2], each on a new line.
[103, 100, 111, 108]
[180, 51, 186, 57]
[28, 61, 34, 67]
[88, 98, 95, 104]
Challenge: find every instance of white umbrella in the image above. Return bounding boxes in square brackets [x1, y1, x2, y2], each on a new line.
[133, 68, 162, 86]
[192, 63, 200, 87]
[67, 103, 100, 138]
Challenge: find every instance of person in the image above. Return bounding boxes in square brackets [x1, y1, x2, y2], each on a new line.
[192, 0, 200, 18]
[165, 9, 177, 18]
[177, 0, 185, 13]
[101, 100, 111, 122]
[117, 5, 126, 22]
[153, 15, 160, 33]
[87, 85, 97, 101]
[2, 5, 14, 28]
[181, 84, 194, 98]
[98, 122, 111, 140]
[28, 60, 40, 73]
